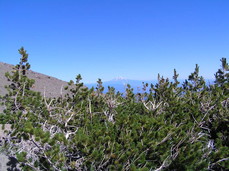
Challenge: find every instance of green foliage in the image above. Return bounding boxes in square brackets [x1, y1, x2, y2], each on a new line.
[0, 48, 228, 170]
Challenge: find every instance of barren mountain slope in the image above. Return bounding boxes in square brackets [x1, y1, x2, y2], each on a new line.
[0, 62, 71, 98]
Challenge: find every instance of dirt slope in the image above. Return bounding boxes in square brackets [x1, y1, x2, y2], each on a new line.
[0, 62, 71, 98]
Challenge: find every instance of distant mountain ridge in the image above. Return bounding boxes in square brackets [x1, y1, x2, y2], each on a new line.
[85, 78, 215, 93]
[0, 62, 215, 97]
[86, 79, 157, 93]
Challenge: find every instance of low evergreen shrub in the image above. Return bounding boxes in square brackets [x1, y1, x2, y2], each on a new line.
[0, 48, 228, 170]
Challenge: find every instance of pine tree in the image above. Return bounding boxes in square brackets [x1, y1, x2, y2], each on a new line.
[0, 48, 228, 170]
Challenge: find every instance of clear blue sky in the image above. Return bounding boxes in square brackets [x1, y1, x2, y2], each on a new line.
[0, 0, 228, 83]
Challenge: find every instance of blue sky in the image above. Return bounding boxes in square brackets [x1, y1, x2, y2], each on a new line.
[0, 0, 228, 83]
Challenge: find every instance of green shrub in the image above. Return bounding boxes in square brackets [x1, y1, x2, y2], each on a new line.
[0, 48, 228, 170]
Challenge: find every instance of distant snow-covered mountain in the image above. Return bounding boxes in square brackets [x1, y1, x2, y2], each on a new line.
[85, 78, 215, 93]
[85, 79, 158, 93]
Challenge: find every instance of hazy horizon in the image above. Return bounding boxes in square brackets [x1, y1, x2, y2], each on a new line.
[0, 60, 217, 84]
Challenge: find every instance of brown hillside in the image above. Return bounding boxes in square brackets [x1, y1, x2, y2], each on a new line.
[0, 62, 71, 98]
